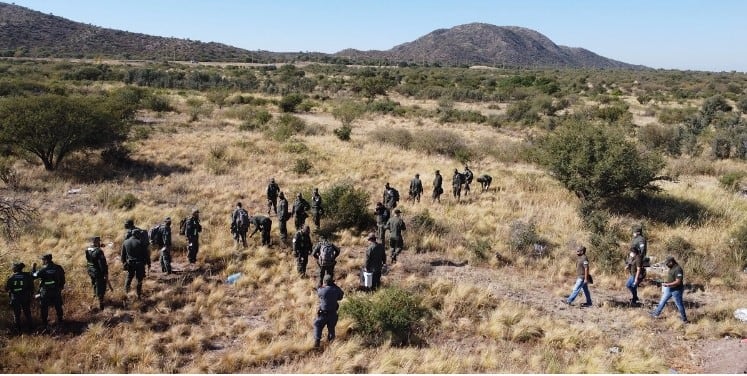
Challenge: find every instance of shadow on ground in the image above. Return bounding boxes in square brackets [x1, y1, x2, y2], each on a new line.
[605, 192, 719, 227]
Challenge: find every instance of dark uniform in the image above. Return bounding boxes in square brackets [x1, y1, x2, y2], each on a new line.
[231, 204, 249, 249]
[311, 188, 324, 230]
[292, 225, 313, 277]
[477, 174, 492, 192]
[631, 225, 647, 261]
[409, 174, 424, 203]
[386, 209, 406, 263]
[277, 193, 290, 241]
[292, 193, 311, 231]
[312, 239, 341, 287]
[6, 262, 33, 331]
[249, 215, 273, 246]
[313, 275, 344, 348]
[364, 234, 386, 290]
[121, 228, 150, 298]
[185, 210, 202, 263]
[432, 170, 444, 203]
[85, 236, 109, 309]
[159, 218, 173, 274]
[374, 202, 390, 250]
[33, 254, 65, 326]
[463, 166, 473, 196]
[451, 169, 463, 201]
[383, 183, 399, 210]
[267, 178, 280, 215]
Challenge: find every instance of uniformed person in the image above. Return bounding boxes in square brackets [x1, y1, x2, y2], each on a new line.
[33, 253, 66, 326]
[6, 262, 34, 331]
[85, 236, 109, 309]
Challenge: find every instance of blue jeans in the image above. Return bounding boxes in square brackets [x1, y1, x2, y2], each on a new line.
[653, 286, 687, 322]
[626, 275, 639, 301]
[567, 278, 591, 305]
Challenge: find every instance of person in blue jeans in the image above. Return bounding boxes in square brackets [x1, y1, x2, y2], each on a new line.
[625, 246, 643, 305]
[651, 256, 688, 323]
[565, 246, 592, 307]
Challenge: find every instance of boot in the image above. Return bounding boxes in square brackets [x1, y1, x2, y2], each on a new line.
[314, 340, 320, 348]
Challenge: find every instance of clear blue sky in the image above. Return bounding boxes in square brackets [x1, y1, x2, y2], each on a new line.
[9, 0, 747, 72]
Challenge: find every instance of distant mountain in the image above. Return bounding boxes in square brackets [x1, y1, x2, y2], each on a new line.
[336, 23, 644, 69]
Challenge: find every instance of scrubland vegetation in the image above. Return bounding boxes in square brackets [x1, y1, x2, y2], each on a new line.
[1, 59, 746, 373]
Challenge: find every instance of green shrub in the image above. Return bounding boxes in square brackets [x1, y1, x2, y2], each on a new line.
[369, 127, 413, 149]
[718, 171, 745, 192]
[320, 181, 373, 232]
[409, 209, 447, 235]
[98, 190, 139, 210]
[411, 129, 472, 161]
[333, 125, 352, 141]
[266, 114, 306, 141]
[638, 123, 682, 156]
[292, 158, 313, 175]
[339, 287, 428, 347]
[508, 220, 541, 254]
[729, 223, 747, 269]
[282, 139, 309, 154]
[657, 106, 697, 125]
[279, 93, 304, 113]
[712, 135, 732, 159]
[143, 94, 173, 112]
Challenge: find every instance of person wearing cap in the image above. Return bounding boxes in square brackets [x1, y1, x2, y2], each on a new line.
[374, 202, 390, 251]
[185, 209, 202, 263]
[121, 223, 150, 299]
[292, 193, 311, 231]
[477, 174, 492, 192]
[311, 188, 324, 230]
[292, 225, 313, 278]
[462, 165, 473, 196]
[231, 203, 250, 249]
[6, 261, 34, 331]
[266, 178, 281, 216]
[564, 246, 592, 307]
[249, 214, 273, 247]
[159, 217, 173, 274]
[630, 224, 647, 261]
[432, 170, 444, 203]
[364, 233, 386, 290]
[277, 193, 290, 242]
[382, 183, 400, 210]
[33, 253, 66, 326]
[313, 274, 344, 348]
[651, 256, 688, 323]
[409, 174, 424, 203]
[386, 208, 406, 264]
[85, 236, 109, 309]
[624, 243, 643, 306]
[451, 168, 463, 201]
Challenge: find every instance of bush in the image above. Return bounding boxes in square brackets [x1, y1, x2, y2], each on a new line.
[638, 123, 682, 156]
[279, 93, 304, 113]
[369, 127, 413, 149]
[292, 158, 313, 175]
[101, 144, 133, 167]
[0, 197, 36, 240]
[333, 125, 352, 141]
[729, 223, 747, 269]
[718, 171, 746, 192]
[663, 236, 695, 264]
[320, 182, 373, 232]
[657, 106, 697, 125]
[266, 114, 305, 141]
[508, 220, 543, 254]
[712, 135, 732, 159]
[409, 209, 447, 235]
[0, 157, 19, 189]
[411, 129, 472, 162]
[339, 287, 428, 347]
[332, 100, 365, 127]
[143, 94, 173, 112]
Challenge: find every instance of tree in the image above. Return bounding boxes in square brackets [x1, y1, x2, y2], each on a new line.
[538, 121, 664, 203]
[331, 100, 365, 127]
[0, 94, 131, 171]
[279, 93, 304, 113]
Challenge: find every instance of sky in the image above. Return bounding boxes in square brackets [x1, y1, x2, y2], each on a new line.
[9, 0, 747, 72]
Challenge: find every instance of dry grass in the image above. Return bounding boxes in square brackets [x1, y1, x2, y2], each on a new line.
[1, 90, 746, 373]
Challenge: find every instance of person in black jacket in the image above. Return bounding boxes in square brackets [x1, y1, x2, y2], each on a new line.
[185, 209, 202, 264]
[85, 236, 109, 309]
[6, 262, 34, 331]
[33, 253, 66, 326]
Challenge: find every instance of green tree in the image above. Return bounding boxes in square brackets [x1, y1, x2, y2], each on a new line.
[331, 100, 365, 127]
[0, 94, 131, 171]
[538, 121, 664, 203]
[279, 93, 304, 113]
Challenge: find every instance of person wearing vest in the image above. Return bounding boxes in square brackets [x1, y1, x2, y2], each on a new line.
[85, 236, 109, 310]
[292, 225, 312, 278]
[651, 256, 688, 323]
[122, 220, 150, 299]
[185, 209, 202, 264]
[313, 274, 344, 348]
[6, 262, 34, 331]
[386, 209, 407, 264]
[312, 237, 340, 288]
[33, 253, 66, 326]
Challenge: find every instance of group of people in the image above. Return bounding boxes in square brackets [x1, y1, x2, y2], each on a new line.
[564, 225, 689, 323]
[5, 254, 65, 331]
[426, 166, 493, 204]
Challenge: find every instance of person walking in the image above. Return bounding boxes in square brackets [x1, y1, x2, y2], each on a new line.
[374, 202, 390, 250]
[312, 237, 340, 287]
[231, 203, 250, 249]
[121, 224, 150, 299]
[364, 233, 386, 290]
[631, 224, 648, 261]
[463, 165, 474, 196]
[432, 170, 444, 203]
[311, 188, 324, 230]
[292, 193, 311, 231]
[33, 253, 66, 326]
[386, 209, 406, 264]
[313, 274, 344, 348]
[6, 262, 34, 331]
[409, 174, 424, 203]
[249, 214, 273, 246]
[292, 225, 313, 278]
[267, 178, 280, 215]
[159, 217, 173, 274]
[451, 169, 463, 202]
[383, 183, 400, 210]
[85, 236, 109, 309]
[564, 246, 592, 307]
[625, 246, 643, 306]
[651, 256, 688, 323]
[277, 192, 290, 242]
[185, 209, 202, 264]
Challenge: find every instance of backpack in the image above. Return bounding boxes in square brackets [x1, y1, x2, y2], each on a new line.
[237, 208, 250, 229]
[132, 228, 149, 247]
[179, 217, 188, 236]
[390, 188, 399, 202]
[319, 243, 337, 266]
[149, 224, 164, 247]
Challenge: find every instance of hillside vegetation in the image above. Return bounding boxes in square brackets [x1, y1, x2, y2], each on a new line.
[0, 59, 746, 373]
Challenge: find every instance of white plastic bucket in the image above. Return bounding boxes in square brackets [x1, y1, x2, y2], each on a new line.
[363, 272, 373, 288]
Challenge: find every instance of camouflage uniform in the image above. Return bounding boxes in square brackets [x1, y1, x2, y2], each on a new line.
[292, 193, 311, 231]
[231, 204, 249, 249]
[159, 219, 173, 274]
[374, 202, 390, 250]
[185, 211, 202, 263]
[121, 227, 150, 298]
[364, 234, 386, 290]
[462, 166, 474, 196]
[477, 174, 492, 192]
[312, 240, 341, 287]
[451, 169, 463, 201]
[383, 183, 399, 210]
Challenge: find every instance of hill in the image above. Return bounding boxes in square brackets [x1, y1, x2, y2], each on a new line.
[336, 23, 644, 69]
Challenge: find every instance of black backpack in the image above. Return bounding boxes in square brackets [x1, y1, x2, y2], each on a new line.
[237, 208, 250, 229]
[149, 224, 164, 247]
[319, 243, 337, 266]
[179, 217, 188, 236]
[132, 228, 149, 247]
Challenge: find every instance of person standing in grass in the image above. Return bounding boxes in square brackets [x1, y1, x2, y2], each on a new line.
[231, 203, 250, 249]
[625, 245, 643, 306]
[313, 236, 340, 287]
[364, 232, 386, 290]
[185, 209, 202, 264]
[277, 192, 290, 242]
[292, 193, 311, 231]
[565, 246, 592, 307]
[409, 173, 424, 203]
[432, 170, 444, 203]
[85, 236, 109, 309]
[383, 182, 400, 210]
[6, 262, 34, 331]
[159, 217, 173, 274]
[451, 168, 463, 201]
[462, 165, 473, 196]
[313, 274, 344, 348]
[292, 225, 312, 278]
[631, 224, 647, 261]
[374, 202, 390, 251]
[311, 188, 324, 230]
[266, 178, 280, 215]
[33, 253, 66, 326]
[386, 209, 406, 264]
[121, 225, 150, 299]
[651, 256, 688, 323]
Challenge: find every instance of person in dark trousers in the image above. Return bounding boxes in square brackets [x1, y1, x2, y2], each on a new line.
[121, 223, 150, 299]
[374, 202, 390, 251]
[462, 165, 473, 196]
[33, 253, 66, 326]
[651, 256, 688, 323]
[267, 178, 280, 215]
[85, 236, 109, 309]
[631, 224, 647, 261]
[364, 233, 386, 290]
[292, 225, 313, 278]
[451, 169, 463, 201]
[311, 188, 324, 230]
[313, 274, 344, 348]
[6, 262, 34, 331]
[477, 174, 492, 192]
[249, 214, 273, 246]
[277, 192, 290, 242]
[292, 193, 311, 231]
[159, 217, 173, 274]
[185, 209, 202, 264]
[382, 183, 399, 210]
[565, 246, 592, 307]
[432, 170, 444, 203]
[312, 237, 341, 287]
[625, 246, 643, 306]
[409, 173, 424, 203]
[386, 209, 406, 263]
[231, 203, 249, 249]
